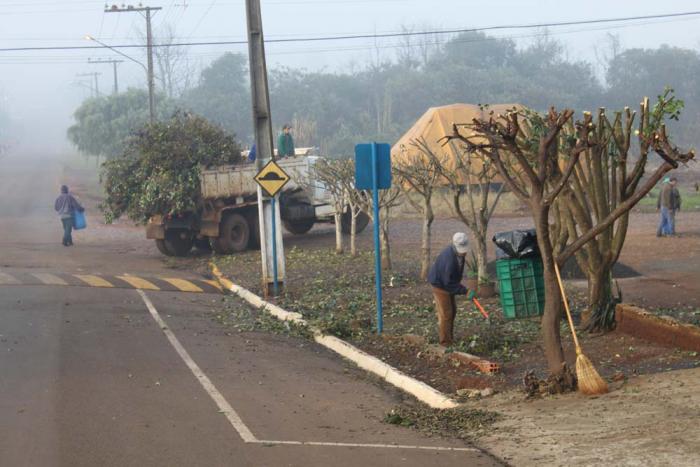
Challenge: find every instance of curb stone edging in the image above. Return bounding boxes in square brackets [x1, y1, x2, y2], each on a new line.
[210, 263, 460, 410]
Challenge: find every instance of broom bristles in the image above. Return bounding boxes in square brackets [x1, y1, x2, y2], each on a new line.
[576, 353, 609, 395]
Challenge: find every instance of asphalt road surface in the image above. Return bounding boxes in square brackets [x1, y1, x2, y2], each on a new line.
[0, 153, 502, 467]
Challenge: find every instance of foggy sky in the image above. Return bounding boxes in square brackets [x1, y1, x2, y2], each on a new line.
[1, 0, 700, 155]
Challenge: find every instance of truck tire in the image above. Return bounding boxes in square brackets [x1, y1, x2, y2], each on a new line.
[164, 229, 193, 257]
[213, 213, 250, 254]
[246, 211, 261, 249]
[194, 237, 212, 252]
[155, 239, 174, 256]
[341, 211, 370, 234]
[282, 218, 315, 235]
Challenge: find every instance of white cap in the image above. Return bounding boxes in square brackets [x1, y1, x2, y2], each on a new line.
[452, 232, 469, 254]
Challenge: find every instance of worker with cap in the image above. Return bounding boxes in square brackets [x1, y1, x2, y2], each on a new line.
[427, 232, 476, 346]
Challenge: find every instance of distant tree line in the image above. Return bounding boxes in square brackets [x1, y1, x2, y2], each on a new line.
[68, 30, 700, 159]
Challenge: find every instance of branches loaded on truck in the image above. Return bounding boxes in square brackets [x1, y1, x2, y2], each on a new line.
[146, 151, 370, 257]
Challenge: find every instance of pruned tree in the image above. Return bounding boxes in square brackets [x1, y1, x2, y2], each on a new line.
[435, 137, 506, 284]
[393, 137, 446, 279]
[356, 185, 402, 270]
[334, 159, 366, 257]
[312, 158, 347, 254]
[446, 102, 693, 382]
[553, 89, 688, 332]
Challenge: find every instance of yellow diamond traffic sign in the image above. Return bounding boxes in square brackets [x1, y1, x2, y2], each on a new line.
[254, 160, 291, 197]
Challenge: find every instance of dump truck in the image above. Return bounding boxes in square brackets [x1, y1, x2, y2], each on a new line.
[146, 152, 369, 256]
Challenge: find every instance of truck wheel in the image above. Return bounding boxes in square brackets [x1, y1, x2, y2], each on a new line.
[194, 237, 212, 252]
[246, 212, 261, 249]
[164, 229, 193, 257]
[155, 239, 174, 256]
[283, 219, 314, 235]
[341, 211, 370, 234]
[213, 213, 250, 254]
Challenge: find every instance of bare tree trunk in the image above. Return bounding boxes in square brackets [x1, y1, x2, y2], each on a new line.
[350, 209, 358, 257]
[380, 208, 392, 270]
[334, 210, 343, 254]
[420, 200, 434, 280]
[474, 233, 488, 283]
[534, 207, 567, 375]
[584, 262, 616, 331]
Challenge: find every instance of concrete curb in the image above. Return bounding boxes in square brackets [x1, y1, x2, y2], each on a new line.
[210, 263, 460, 410]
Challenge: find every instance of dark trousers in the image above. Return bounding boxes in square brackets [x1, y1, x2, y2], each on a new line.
[61, 217, 73, 245]
[432, 287, 457, 346]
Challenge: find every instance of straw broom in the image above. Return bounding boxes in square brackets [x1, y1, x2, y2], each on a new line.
[554, 262, 608, 395]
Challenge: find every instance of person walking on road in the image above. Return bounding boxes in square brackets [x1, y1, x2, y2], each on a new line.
[54, 185, 84, 246]
[277, 124, 295, 158]
[657, 176, 682, 237]
[427, 232, 476, 346]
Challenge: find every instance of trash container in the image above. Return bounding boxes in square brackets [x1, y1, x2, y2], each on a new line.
[493, 229, 544, 319]
[496, 257, 545, 319]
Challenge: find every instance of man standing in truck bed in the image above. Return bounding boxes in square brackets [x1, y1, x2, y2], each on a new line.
[277, 124, 295, 158]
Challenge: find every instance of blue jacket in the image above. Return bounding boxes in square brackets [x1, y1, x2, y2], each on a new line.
[428, 245, 467, 295]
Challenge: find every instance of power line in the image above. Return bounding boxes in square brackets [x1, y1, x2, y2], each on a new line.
[1, 10, 700, 53]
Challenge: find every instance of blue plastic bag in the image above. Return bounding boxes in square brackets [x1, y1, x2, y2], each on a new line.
[73, 210, 87, 230]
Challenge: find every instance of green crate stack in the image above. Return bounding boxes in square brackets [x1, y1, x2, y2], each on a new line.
[496, 257, 545, 319]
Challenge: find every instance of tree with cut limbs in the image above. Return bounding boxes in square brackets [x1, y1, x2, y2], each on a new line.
[355, 185, 402, 270]
[393, 137, 445, 279]
[552, 90, 688, 332]
[312, 158, 347, 254]
[446, 104, 693, 381]
[436, 137, 505, 284]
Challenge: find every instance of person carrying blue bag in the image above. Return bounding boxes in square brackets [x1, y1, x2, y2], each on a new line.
[54, 185, 85, 247]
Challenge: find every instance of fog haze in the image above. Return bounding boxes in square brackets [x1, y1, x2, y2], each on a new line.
[2, 0, 700, 156]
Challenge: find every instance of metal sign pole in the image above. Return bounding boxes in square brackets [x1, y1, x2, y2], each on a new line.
[271, 195, 279, 296]
[371, 142, 383, 334]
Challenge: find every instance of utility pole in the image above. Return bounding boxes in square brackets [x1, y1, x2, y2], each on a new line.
[77, 72, 102, 97]
[245, 0, 285, 296]
[105, 3, 161, 122]
[88, 58, 123, 94]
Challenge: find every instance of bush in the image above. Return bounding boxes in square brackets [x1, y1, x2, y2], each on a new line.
[100, 112, 242, 223]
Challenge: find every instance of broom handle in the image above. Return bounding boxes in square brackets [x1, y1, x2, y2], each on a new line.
[554, 262, 581, 352]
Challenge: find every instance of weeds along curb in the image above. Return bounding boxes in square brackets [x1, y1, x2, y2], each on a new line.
[210, 263, 460, 410]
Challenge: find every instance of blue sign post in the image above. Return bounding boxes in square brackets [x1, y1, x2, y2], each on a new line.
[355, 142, 391, 334]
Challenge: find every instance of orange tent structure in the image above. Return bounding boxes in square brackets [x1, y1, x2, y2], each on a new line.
[391, 103, 523, 185]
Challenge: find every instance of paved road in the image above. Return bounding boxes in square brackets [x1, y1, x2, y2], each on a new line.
[0, 153, 501, 466]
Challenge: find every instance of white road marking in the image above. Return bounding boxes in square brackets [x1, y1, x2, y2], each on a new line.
[0, 271, 20, 285]
[32, 273, 68, 286]
[137, 289, 480, 453]
[137, 290, 257, 443]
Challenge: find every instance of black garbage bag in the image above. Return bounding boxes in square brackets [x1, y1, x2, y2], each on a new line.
[493, 229, 539, 259]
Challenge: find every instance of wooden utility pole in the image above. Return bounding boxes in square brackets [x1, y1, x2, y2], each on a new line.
[77, 72, 102, 97]
[245, 0, 286, 296]
[88, 58, 124, 94]
[105, 3, 161, 121]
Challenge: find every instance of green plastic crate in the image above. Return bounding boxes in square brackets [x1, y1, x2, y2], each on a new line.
[496, 257, 545, 319]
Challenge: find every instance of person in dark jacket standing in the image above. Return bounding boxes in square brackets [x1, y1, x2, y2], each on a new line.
[657, 176, 682, 236]
[428, 232, 476, 346]
[277, 124, 295, 158]
[54, 185, 84, 246]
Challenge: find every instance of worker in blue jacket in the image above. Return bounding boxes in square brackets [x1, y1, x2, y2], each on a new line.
[428, 232, 476, 346]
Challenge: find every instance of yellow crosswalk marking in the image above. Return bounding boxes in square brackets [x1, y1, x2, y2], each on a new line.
[74, 274, 114, 288]
[32, 273, 68, 286]
[0, 271, 20, 285]
[162, 277, 203, 293]
[117, 275, 160, 291]
[202, 279, 223, 292]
